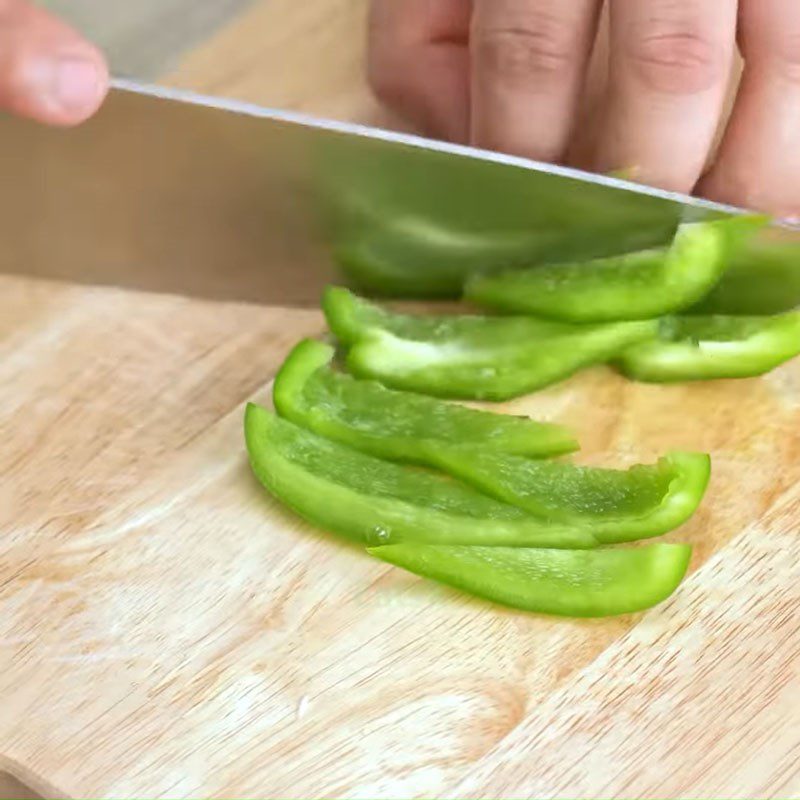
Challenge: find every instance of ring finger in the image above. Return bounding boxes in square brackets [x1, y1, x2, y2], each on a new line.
[470, 0, 603, 163]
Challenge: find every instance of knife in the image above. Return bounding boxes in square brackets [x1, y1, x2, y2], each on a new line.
[0, 77, 748, 306]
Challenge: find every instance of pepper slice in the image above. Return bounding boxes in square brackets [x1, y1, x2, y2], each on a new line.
[368, 542, 692, 617]
[323, 287, 657, 401]
[618, 312, 800, 382]
[430, 448, 710, 543]
[244, 404, 598, 548]
[689, 237, 800, 315]
[274, 339, 578, 461]
[464, 217, 767, 323]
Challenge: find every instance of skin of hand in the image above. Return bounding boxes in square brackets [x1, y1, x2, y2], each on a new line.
[0, 0, 108, 125]
[368, 0, 800, 220]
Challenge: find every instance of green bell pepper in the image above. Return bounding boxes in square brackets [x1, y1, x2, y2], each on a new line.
[274, 339, 578, 461]
[618, 312, 800, 382]
[430, 448, 710, 542]
[323, 287, 656, 401]
[368, 542, 692, 617]
[689, 237, 800, 315]
[464, 216, 768, 323]
[244, 404, 598, 548]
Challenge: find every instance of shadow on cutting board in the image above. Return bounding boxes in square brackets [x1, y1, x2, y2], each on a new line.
[0, 772, 42, 800]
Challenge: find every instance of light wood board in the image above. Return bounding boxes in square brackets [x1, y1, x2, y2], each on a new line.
[1, 271, 799, 799]
[4, 0, 800, 796]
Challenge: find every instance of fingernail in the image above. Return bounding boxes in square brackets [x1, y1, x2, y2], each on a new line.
[50, 56, 104, 114]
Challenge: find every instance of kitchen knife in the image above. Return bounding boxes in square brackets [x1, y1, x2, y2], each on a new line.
[0, 77, 747, 305]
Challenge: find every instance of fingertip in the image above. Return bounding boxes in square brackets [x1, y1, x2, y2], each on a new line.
[0, 1, 109, 126]
[19, 47, 109, 126]
[50, 48, 109, 126]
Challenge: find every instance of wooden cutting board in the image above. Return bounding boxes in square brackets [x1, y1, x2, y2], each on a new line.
[3, 1, 800, 797]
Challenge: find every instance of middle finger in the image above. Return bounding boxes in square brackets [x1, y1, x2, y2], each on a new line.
[592, 0, 738, 193]
[471, 0, 602, 163]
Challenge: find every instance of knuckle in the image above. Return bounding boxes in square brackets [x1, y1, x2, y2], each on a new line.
[474, 18, 577, 82]
[628, 27, 724, 94]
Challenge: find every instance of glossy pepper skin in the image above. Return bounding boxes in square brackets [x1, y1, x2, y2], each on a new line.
[273, 339, 578, 462]
[689, 237, 800, 315]
[464, 216, 768, 323]
[368, 542, 692, 617]
[244, 404, 598, 548]
[322, 287, 657, 401]
[431, 448, 711, 543]
[618, 312, 800, 382]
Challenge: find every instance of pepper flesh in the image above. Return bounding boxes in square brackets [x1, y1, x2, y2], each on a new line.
[464, 217, 767, 323]
[274, 339, 578, 461]
[430, 448, 710, 542]
[618, 312, 800, 382]
[323, 287, 657, 401]
[368, 542, 692, 617]
[689, 237, 800, 315]
[244, 404, 598, 548]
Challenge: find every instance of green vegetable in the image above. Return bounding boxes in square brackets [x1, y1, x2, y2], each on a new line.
[689, 237, 800, 315]
[323, 287, 657, 401]
[618, 313, 800, 382]
[274, 339, 578, 461]
[316, 132, 683, 299]
[368, 542, 692, 617]
[464, 217, 768, 323]
[244, 403, 597, 548]
[431, 448, 710, 542]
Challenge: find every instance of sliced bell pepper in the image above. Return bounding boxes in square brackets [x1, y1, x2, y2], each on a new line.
[464, 216, 768, 323]
[274, 339, 579, 461]
[430, 448, 710, 543]
[322, 287, 657, 401]
[689, 236, 800, 315]
[244, 403, 598, 548]
[618, 312, 800, 382]
[368, 542, 692, 617]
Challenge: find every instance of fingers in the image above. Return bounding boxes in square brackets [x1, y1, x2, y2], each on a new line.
[592, 0, 737, 193]
[700, 0, 800, 218]
[0, 0, 108, 125]
[368, 0, 470, 142]
[470, 0, 602, 162]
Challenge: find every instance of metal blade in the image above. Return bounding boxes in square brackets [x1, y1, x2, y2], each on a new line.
[0, 78, 747, 305]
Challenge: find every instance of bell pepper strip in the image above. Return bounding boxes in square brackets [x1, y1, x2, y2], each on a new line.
[244, 404, 598, 548]
[429, 448, 710, 543]
[332, 217, 551, 300]
[322, 287, 657, 401]
[689, 237, 800, 315]
[273, 339, 579, 461]
[617, 312, 800, 382]
[463, 216, 768, 323]
[368, 542, 692, 617]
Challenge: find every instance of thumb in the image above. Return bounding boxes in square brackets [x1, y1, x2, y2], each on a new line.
[0, 0, 108, 125]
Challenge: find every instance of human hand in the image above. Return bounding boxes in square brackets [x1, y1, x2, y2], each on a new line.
[368, 0, 800, 219]
[0, 0, 107, 125]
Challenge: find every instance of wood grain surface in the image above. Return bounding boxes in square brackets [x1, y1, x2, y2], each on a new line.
[3, 0, 800, 797]
[1, 268, 799, 798]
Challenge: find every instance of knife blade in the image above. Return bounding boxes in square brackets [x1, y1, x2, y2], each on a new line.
[0, 77, 747, 305]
